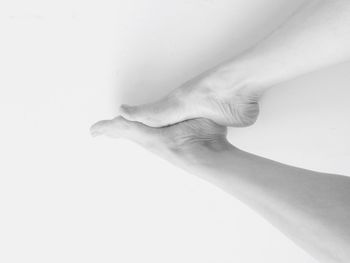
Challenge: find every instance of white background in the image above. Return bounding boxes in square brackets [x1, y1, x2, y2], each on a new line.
[1, 0, 349, 262]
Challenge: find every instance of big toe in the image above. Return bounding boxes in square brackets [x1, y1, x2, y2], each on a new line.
[119, 96, 191, 127]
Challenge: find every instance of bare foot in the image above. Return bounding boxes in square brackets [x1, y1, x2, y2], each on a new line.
[90, 117, 230, 163]
[119, 68, 260, 127]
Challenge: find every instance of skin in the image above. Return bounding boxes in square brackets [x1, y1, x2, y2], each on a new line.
[92, 0, 350, 261]
[119, 0, 350, 128]
[90, 117, 350, 263]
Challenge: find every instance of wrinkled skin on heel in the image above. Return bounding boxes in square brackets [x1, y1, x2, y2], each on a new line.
[90, 117, 231, 163]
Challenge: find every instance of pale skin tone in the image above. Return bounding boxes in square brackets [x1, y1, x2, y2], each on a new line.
[118, 0, 350, 127]
[91, 117, 350, 263]
[91, 0, 350, 262]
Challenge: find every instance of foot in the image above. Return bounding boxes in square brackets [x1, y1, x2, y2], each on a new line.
[90, 117, 230, 162]
[119, 68, 260, 127]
